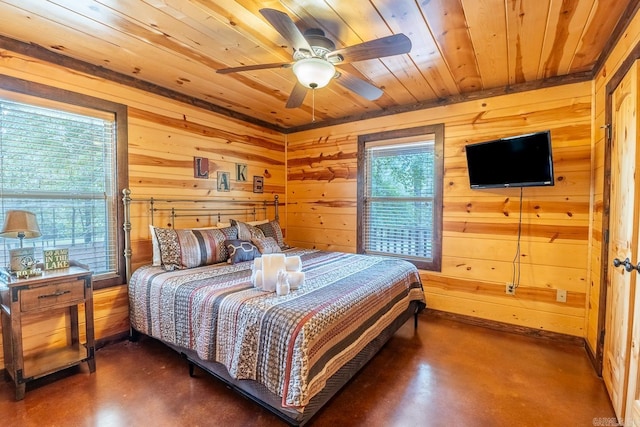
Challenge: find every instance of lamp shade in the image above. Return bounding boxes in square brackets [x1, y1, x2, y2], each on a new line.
[292, 58, 336, 89]
[0, 210, 42, 239]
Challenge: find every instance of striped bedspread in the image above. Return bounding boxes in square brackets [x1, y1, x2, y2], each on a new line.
[129, 249, 426, 408]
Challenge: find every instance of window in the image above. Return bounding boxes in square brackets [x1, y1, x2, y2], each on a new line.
[0, 77, 128, 288]
[357, 124, 444, 271]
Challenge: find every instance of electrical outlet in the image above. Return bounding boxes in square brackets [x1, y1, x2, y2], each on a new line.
[556, 289, 567, 303]
[506, 282, 515, 295]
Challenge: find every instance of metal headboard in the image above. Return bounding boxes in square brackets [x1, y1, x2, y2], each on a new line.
[122, 188, 279, 282]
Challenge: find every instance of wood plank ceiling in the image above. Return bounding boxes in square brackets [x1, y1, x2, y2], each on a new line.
[0, 0, 634, 132]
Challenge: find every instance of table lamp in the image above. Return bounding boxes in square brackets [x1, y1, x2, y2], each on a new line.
[1, 210, 42, 273]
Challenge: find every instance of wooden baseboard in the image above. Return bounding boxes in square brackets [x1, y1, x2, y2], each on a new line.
[424, 308, 586, 347]
[584, 339, 603, 376]
[95, 331, 130, 350]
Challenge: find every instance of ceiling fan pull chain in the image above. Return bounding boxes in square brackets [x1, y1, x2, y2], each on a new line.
[312, 88, 316, 122]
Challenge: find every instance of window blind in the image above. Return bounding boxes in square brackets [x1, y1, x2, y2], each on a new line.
[0, 98, 118, 277]
[363, 140, 435, 261]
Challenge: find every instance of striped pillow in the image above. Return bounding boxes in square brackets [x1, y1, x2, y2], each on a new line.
[154, 226, 238, 270]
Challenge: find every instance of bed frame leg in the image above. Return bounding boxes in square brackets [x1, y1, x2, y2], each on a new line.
[129, 327, 140, 342]
[179, 352, 196, 377]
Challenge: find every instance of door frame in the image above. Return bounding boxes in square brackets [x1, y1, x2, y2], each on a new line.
[596, 43, 640, 375]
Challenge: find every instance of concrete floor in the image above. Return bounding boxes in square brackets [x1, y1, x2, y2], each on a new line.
[0, 312, 615, 427]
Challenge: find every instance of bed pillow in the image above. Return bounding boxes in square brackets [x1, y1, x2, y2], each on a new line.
[217, 219, 269, 228]
[231, 219, 266, 241]
[150, 224, 230, 266]
[251, 236, 282, 254]
[154, 226, 238, 270]
[256, 220, 288, 249]
[224, 239, 261, 264]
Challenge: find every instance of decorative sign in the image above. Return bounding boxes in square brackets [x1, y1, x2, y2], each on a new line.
[194, 157, 209, 179]
[236, 163, 248, 182]
[44, 248, 69, 270]
[217, 171, 230, 192]
[15, 268, 42, 279]
[10, 247, 36, 272]
[253, 176, 264, 193]
[9, 247, 42, 278]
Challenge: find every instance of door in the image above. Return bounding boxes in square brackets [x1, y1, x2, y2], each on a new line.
[604, 60, 640, 425]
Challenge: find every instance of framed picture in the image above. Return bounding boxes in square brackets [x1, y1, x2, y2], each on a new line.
[253, 176, 264, 193]
[217, 171, 230, 192]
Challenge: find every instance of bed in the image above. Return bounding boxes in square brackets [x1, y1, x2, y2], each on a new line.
[123, 190, 426, 426]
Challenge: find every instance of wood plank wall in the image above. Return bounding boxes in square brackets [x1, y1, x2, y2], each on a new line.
[126, 107, 285, 271]
[286, 81, 592, 337]
[0, 49, 285, 369]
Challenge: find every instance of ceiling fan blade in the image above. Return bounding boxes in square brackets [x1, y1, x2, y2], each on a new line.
[335, 71, 383, 101]
[286, 82, 308, 108]
[216, 62, 292, 74]
[260, 8, 313, 54]
[328, 34, 412, 63]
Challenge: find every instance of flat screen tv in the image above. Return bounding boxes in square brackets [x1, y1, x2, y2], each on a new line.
[465, 130, 554, 189]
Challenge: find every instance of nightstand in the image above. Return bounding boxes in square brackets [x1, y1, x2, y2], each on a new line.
[0, 263, 95, 400]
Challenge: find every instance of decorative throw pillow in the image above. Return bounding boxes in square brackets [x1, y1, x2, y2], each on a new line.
[251, 236, 282, 254]
[256, 220, 288, 250]
[225, 239, 261, 264]
[154, 226, 238, 270]
[150, 224, 233, 267]
[153, 227, 182, 270]
[231, 219, 266, 241]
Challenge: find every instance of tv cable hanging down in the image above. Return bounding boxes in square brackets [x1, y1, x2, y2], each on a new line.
[511, 187, 523, 291]
[464, 130, 555, 295]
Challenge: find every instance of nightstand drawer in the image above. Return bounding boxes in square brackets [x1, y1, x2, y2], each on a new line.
[20, 280, 85, 312]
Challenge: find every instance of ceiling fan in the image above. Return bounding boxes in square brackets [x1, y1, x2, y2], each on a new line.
[216, 8, 412, 109]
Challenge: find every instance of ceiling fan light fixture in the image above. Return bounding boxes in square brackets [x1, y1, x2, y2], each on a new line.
[292, 57, 335, 89]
